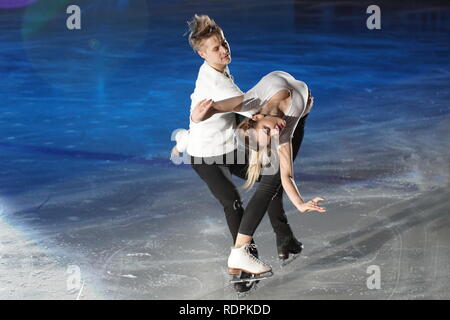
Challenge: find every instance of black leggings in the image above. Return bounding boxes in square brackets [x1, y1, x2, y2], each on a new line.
[191, 151, 292, 244]
[191, 114, 308, 242]
[238, 114, 308, 236]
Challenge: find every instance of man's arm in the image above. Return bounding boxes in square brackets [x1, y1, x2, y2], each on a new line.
[190, 67, 260, 122]
[212, 95, 245, 112]
[191, 95, 247, 123]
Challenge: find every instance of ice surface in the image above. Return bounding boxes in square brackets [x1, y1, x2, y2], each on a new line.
[1, 0, 449, 299]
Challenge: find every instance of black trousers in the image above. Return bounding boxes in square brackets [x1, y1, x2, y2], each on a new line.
[191, 114, 308, 243]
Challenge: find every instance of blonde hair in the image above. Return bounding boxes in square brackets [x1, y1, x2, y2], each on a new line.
[187, 14, 224, 52]
[237, 119, 271, 190]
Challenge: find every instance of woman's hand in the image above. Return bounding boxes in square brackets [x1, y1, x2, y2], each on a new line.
[297, 197, 326, 214]
[191, 99, 215, 123]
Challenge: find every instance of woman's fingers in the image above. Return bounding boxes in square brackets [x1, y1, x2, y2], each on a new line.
[302, 196, 327, 213]
[312, 197, 325, 203]
[201, 99, 213, 110]
[203, 100, 214, 114]
[308, 208, 326, 213]
[308, 197, 325, 205]
[196, 99, 214, 118]
[197, 98, 207, 105]
[192, 99, 214, 122]
[305, 202, 326, 213]
[196, 99, 213, 108]
[199, 99, 207, 108]
[194, 99, 206, 112]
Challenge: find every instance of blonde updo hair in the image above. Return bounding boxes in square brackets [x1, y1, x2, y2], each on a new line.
[187, 14, 224, 52]
[236, 118, 272, 190]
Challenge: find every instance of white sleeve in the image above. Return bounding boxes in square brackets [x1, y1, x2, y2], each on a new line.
[188, 97, 203, 128]
[213, 77, 244, 101]
[235, 109, 255, 118]
[219, 82, 257, 117]
[238, 90, 261, 114]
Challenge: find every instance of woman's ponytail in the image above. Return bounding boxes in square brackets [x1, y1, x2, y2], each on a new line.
[243, 149, 261, 190]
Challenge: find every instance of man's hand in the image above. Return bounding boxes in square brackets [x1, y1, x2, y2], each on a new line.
[297, 197, 326, 214]
[191, 99, 215, 123]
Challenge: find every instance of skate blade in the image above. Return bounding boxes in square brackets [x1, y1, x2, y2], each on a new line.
[279, 253, 300, 268]
[233, 280, 255, 294]
[229, 271, 273, 284]
[236, 284, 258, 298]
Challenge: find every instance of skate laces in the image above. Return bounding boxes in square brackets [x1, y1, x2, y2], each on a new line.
[244, 243, 271, 268]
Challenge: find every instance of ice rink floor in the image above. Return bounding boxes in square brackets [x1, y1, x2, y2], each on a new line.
[1, 0, 449, 299]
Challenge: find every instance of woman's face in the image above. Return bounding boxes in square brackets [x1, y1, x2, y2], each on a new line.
[251, 115, 285, 147]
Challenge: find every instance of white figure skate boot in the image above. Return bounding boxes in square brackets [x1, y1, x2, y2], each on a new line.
[228, 243, 272, 276]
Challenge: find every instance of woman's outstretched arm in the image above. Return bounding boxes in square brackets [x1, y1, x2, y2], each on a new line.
[190, 95, 244, 123]
[277, 142, 326, 214]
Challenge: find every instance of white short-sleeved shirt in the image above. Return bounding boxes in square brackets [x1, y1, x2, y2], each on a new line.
[183, 62, 253, 157]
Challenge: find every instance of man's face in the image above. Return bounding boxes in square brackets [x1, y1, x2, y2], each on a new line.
[197, 35, 231, 69]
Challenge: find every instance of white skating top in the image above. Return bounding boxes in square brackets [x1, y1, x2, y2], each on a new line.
[241, 71, 313, 146]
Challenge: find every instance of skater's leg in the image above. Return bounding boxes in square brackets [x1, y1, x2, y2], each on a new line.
[232, 155, 282, 246]
[191, 157, 243, 243]
[291, 114, 308, 159]
[226, 170, 280, 275]
[229, 149, 292, 237]
[267, 187, 293, 236]
[237, 169, 282, 237]
[228, 148, 250, 181]
[235, 233, 253, 247]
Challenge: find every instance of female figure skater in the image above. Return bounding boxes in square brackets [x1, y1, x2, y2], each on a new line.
[191, 71, 326, 277]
